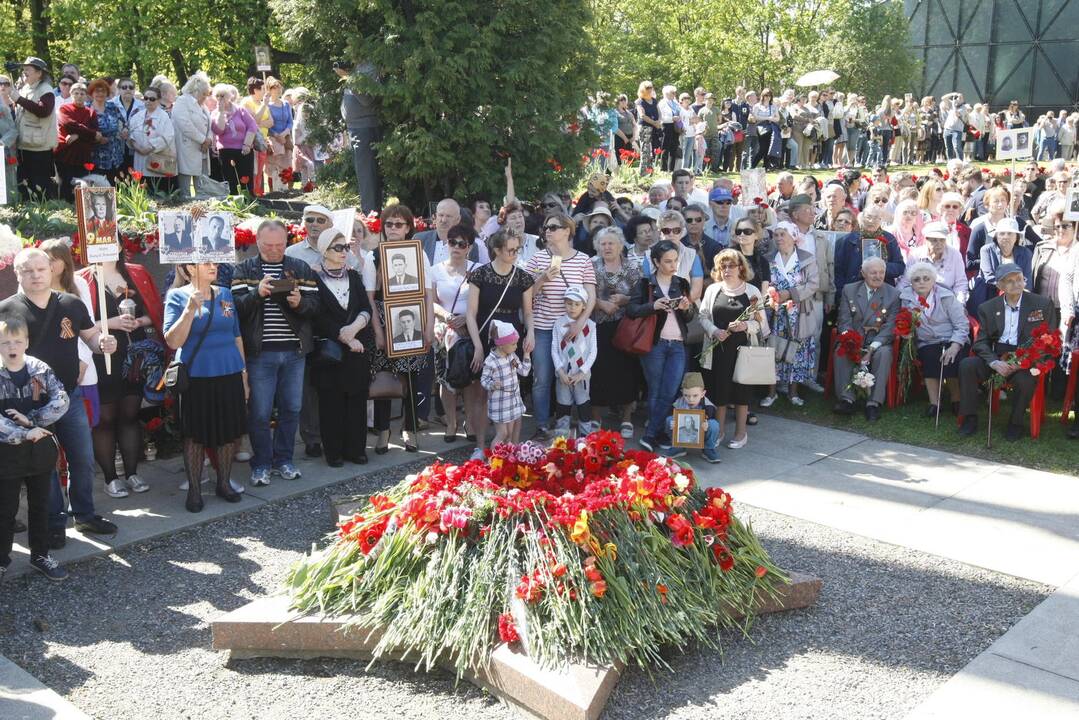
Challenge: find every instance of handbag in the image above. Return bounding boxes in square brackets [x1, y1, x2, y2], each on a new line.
[369, 370, 404, 399]
[733, 129, 745, 143]
[447, 264, 513, 389]
[312, 337, 344, 367]
[252, 131, 269, 153]
[768, 333, 801, 364]
[146, 148, 177, 176]
[612, 285, 657, 355]
[733, 332, 777, 385]
[163, 289, 215, 394]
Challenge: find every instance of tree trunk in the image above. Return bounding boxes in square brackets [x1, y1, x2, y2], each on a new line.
[29, 0, 50, 67]
[170, 49, 188, 86]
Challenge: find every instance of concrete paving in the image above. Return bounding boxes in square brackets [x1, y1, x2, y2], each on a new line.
[5, 429, 473, 579]
[0, 655, 90, 720]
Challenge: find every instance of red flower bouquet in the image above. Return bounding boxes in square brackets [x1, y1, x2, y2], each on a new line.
[289, 432, 784, 676]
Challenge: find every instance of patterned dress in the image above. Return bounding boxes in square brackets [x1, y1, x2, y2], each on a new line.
[92, 102, 126, 171]
[481, 351, 532, 423]
[769, 255, 819, 384]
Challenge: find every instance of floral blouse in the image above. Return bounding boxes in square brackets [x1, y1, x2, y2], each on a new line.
[592, 255, 641, 323]
[91, 102, 126, 170]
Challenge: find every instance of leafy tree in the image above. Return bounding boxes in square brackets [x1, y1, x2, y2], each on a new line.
[271, 0, 597, 207]
[588, 0, 918, 101]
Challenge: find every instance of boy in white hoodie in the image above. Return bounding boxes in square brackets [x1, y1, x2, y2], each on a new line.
[551, 286, 597, 436]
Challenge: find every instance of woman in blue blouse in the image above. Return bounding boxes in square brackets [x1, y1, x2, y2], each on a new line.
[87, 78, 126, 183]
[163, 263, 248, 513]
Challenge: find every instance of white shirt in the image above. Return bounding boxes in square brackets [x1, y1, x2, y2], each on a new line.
[1001, 296, 1022, 346]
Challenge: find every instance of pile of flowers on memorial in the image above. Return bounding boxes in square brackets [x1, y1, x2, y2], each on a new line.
[286, 431, 785, 677]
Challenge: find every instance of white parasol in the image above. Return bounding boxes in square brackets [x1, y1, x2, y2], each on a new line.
[796, 70, 839, 88]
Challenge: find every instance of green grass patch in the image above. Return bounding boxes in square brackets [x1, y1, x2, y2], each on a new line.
[758, 387, 1079, 476]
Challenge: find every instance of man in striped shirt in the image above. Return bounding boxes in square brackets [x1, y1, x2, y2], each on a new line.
[232, 220, 320, 487]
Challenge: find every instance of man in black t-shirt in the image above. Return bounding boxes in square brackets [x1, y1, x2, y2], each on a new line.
[0, 248, 120, 547]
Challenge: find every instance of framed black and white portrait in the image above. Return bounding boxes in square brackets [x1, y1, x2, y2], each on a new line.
[158, 210, 195, 263]
[379, 239, 424, 297]
[672, 408, 706, 449]
[194, 212, 236, 263]
[1064, 184, 1079, 223]
[385, 299, 427, 358]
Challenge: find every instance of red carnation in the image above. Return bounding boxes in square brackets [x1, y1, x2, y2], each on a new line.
[84, 162, 95, 172]
[497, 613, 520, 644]
[239, 176, 250, 185]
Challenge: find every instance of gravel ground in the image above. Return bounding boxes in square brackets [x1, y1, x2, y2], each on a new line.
[0, 452, 1051, 720]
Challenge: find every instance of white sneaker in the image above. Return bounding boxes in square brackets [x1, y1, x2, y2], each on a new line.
[230, 478, 246, 494]
[760, 395, 778, 408]
[235, 450, 252, 462]
[104, 479, 130, 498]
[126, 475, 149, 493]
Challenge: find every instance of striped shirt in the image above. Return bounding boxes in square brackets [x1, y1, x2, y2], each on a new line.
[525, 250, 596, 331]
[261, 262, 300, 351]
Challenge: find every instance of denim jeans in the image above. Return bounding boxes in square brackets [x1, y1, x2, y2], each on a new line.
[666, 416, 721, 452]
[1037, 137, 1057, 161]
[532, 329, 555, 428]
[945, 130, 964, 160]
[785, 138, 799, 168]
[248, 350, 306, 471]
[49, 388, 98, 530]
[681, 136, 697, 171]
[640, 340, 686, 439]
[879, 128, 894, 165]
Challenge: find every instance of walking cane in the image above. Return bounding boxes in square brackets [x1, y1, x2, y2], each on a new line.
[986, 380, 994, 449]
[934, 346, 945, 430]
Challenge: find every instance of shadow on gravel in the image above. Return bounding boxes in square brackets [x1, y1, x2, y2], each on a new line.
[601, 532, 1050, 720]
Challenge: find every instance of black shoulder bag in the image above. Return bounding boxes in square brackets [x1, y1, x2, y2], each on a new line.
[163, 290, 215, 394]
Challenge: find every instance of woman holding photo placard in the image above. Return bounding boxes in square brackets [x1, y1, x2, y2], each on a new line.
[78, 252, 163, 499]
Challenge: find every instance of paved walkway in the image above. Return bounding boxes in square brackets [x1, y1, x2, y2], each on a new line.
[678, 416, 1079, 720]
[4, 414, 1079, 718]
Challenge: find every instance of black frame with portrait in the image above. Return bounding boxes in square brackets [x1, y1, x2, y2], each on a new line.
[384, 298, 428, 358]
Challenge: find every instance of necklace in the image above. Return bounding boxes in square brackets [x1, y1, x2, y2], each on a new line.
[321, 263, 346, 279]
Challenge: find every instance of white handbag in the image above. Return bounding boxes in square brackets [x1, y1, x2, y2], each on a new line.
[734, 332, 777, 386]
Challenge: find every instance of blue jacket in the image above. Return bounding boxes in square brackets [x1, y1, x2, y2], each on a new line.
[833, 230, 906, 293]
[0, 357, 69, 445]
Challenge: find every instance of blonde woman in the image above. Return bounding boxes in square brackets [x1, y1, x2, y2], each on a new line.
[172, 71, 213, 198]
[263, 77, 293, 191]
[635, 81, 661, 176]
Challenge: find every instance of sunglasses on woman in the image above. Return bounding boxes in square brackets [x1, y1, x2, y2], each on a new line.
[543, 223, 564, 233]
[659, 227, 682, 235]
[734, 228, 756, 235]
[144, 96, 159, 102]
[304, 216, 330, 225]
[383, 220, 408, 229]
[326, 244, 349, 253]
[448, 238, 472, 249]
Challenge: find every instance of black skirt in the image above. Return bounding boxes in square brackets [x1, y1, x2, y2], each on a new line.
[178, 372, 247, 447]
[706, 336, 754, 406]
[590, 320, 643, 407]
[917, 342, 968, 381]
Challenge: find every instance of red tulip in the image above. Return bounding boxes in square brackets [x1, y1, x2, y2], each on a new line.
[83, 162, 95, 172]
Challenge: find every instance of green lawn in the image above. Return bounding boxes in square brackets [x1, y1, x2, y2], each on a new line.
[758, 387, 1079, 476]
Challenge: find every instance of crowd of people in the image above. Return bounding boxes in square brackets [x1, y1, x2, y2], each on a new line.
[2, 57, 318, 201]
[3, 58, 1079, 583]
[590, 84, 1078, 174]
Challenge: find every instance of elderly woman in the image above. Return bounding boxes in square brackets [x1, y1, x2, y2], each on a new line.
[490, 201, 540, 267]
[966, 186, 1040, 271]
[900, 261, 969, 417]
[284, 87, 315, 184]
[1035, 202, 1077, 335]
[589, 226, 642, 438]
[163, 262, 247, 513]
[0, 75, 17, 200]
[12, 58, 56, 198]
[525, 212, 595, 438]
[626, 239, 695, 451]
[971, 216, 1033, 313]
[310, 229, 375, 467]
[762, 222, 820, 407]
[432, 224, 482, 443]
[465, 229, 535, 456]
[52, 82, 98, 201]
[85, 78, 124, 183]
[888, 198, 926, 261]
[625, 214, 657, 268]
[211, 83, 258, 195]
[149, 75, 178, 112]
[129, 85, 175, 191]
[905, 221, 968, 304]
[263, 77, 293, 192]
[700, 249, 770, 449]
[172, 72, 213, 198]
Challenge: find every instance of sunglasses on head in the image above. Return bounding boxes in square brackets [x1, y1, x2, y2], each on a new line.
[448, 238, 472, 249]
[326, 244, 349, 253]
[383, 220, 408, 229]
[543, 223, 563, 232]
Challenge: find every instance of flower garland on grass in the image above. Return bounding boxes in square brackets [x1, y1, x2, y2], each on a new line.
[287, 431, 785, 677]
